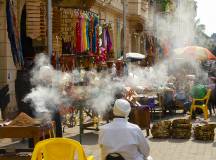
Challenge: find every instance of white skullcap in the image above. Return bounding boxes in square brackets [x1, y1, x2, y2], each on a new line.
[39, 65, 54, 82]
[61, 73, 71, 86]
[113, 99, 131, 117]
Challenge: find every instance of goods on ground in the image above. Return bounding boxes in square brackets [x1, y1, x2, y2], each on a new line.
[194, 124, 216, 141]
[171, 119, 192, 139]
[151, 120, 171, 138]
[8, 112, 35, 126]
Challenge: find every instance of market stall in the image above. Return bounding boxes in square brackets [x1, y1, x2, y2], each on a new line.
[0, 113, 55, 146]
[0, 113, 55, 160]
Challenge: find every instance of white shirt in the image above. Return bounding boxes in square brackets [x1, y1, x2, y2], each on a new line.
[98, 118, 150, 160]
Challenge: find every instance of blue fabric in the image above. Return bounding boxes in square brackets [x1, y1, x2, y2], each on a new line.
[92, 16, 98, 53]
[175, 91, 186, 101]
[86, 15, 90, 50]
[183, 101, 191, 111]
[6, 0, 24, 67]
[147, 98, 155, 109]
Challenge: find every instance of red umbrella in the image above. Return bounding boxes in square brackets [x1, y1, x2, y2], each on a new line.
[174, 46, 216, 60]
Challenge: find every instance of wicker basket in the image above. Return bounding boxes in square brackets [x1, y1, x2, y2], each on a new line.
[151, 121, 172, 138]
[171, 119, 192, 139]
[194, 124, 216, 141]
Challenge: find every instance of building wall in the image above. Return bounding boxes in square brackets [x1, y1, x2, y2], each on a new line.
[0, 0, 149, 118]
[0, 0, 18, 115]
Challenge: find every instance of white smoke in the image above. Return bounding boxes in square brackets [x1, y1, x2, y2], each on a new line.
[24, 2, 210, 119]
[24, 86, 63, 113]
[153, 1, 196, 49]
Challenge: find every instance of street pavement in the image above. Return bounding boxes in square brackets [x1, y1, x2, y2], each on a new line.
[0, 114, 216, 160]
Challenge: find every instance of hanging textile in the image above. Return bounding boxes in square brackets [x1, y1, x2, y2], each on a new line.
[59, 8, 99, 55]
[6, 0, 24, 67]
[102, 27, 107, 49]
[86, 14, 90, 50]
[102, 25, 112, 55]
[116, 18, 121, 58]
[92, 15, 99, 53]
[106, 27, 112, 54]
[75, 15, 82, 53]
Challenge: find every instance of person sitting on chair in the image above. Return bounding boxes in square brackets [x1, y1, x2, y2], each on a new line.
[183, 79, 207, 116]
[98, 99, 153, 160]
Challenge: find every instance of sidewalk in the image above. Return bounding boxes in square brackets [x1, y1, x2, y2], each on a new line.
[0, 115, 216, 160]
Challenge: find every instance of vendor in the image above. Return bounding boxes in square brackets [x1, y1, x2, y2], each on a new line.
[183, 78, 207, 116]
[98, 99, 153, 160]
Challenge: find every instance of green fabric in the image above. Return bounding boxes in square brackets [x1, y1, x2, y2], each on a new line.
[190, 84, 207, 99]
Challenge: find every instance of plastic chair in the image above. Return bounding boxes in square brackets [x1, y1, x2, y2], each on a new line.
[31, 138, 94, 160]
[190, 89, 211, 120]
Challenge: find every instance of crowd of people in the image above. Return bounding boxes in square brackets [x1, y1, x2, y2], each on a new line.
[162, 71, 216, 118]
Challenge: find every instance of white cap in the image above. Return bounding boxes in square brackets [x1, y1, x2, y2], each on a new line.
[113, 99, 131, 117]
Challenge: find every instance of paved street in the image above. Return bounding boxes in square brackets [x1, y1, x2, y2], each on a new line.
[0, 115, 216, 160]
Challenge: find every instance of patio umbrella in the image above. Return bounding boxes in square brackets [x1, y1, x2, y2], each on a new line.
[174, 46, 216, 61]
[118, 52, 146, 60]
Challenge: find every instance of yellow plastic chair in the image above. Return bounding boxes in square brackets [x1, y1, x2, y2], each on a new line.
[190, 89, 211, 120]
[31, 138, 94, 160]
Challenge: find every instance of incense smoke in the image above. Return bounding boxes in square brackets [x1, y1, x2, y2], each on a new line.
[24, 2, 210, 119]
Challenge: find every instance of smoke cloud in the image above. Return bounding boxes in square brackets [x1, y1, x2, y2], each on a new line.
[24, 2, 210, 120]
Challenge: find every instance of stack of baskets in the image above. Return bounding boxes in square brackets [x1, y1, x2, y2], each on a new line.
[171, 119, 192, 139]
[151, 120, 171, 138]
[194, 124, 216, 141]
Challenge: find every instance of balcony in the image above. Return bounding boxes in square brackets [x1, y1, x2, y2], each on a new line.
[128, 0, 149, 21]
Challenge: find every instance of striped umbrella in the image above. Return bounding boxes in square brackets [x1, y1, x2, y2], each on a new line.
[174, 46, 216, 61]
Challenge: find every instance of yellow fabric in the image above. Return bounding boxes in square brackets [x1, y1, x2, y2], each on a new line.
[31, 138, 94, 160]
[190, 89, 211, 120]
[82, 16, 87, 51]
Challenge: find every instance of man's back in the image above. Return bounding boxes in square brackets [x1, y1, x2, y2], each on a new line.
[99, 118, 150, 160]
[190, 84, 207, 99]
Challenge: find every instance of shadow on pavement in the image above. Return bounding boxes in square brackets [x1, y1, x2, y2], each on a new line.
[191, 139, 214, 144]
[208, 116, 216, 122]
[0, 139, 29, 149]
[168, 138, 190, 143]
[69, 132, 98, 145]
[148, 137, 169, 142]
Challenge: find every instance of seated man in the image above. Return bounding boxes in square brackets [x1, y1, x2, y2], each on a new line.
[98, 99, 153, 160]
[183, 80, 207, 115]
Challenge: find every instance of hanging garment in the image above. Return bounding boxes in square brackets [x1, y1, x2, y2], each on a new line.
[89, 15, 94, 52]
[96, 25, 100, 54]
[116, 18, 121, 58]
[86, 14, 90, 50]
[102, 27, 107, 49]
[80, 15, 85, 53]
[82, 15, 87, 52]
[76, 16, 82, 53]
[106, 27, 112, 54]
[92, 15, 99, 53]
[6, 0, 24, 67]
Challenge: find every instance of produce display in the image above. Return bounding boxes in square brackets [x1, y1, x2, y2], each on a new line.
[8, 112, 35, 126]
[194, 124, 216, 141]
[171, 119, 192, 139]
[151, 120, 172, 138]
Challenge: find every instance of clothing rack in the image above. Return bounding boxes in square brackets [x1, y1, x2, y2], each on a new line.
[58, 7, 98, 16]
